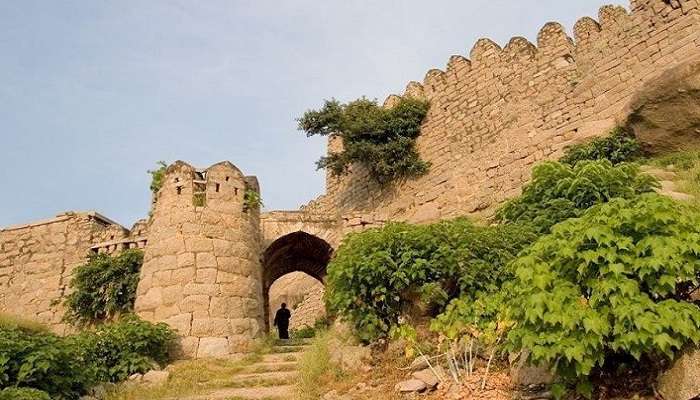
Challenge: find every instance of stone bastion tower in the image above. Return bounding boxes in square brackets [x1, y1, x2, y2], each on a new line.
[134, 161, 265, 358]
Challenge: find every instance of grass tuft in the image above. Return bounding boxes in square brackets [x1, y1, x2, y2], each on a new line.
[0, 313, 51, 333]
[652, 150, 700, 207]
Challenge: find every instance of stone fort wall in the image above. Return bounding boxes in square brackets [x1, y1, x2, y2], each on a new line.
[0, 212, 135, 333]
[2, 0, 700, 357]
[316, 0, 700, 224]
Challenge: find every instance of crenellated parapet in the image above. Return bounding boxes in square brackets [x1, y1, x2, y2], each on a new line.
[323, 0, 700, 224]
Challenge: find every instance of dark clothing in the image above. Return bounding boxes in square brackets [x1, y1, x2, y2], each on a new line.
[273, 307, 291, 339]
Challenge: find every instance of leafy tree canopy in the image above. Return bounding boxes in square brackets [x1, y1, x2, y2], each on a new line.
[298, 96, 430, 184]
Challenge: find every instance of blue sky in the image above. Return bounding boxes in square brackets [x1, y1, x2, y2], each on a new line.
[0, 0, 615, 228]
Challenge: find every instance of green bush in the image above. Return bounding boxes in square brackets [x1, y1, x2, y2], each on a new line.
[0, 388, 52, 400]
[325, 218, 536, 341]
[560, 128, 642, 166]
[0, 325, 93, 400]
[298, 96, 430, 184]
[0, 316, 175, 399]
[148, 161, 168, 194]
[71, 315, 176, 383]
[431, 290, 509, 344]
[496, 160, 658, 233]
[291, 326, 316, 339]
[64, 249, 144, 325]
[506, 194, 700, 395]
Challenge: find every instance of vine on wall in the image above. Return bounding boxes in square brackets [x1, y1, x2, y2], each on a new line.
[64, 250, 144, 326]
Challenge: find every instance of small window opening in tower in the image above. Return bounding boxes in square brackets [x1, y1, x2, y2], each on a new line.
[225, 176, 230, 182]
[176, 186, 182, 195]
[174, 177, 179, 183]
[215, 183, 220, 193]
[234, 187, 239, 196]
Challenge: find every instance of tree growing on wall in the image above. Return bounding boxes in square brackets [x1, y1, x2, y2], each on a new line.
[64, 250, 144, 325]
[297, 96, 430, 185]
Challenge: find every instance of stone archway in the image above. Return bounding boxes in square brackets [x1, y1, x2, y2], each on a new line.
[261, 231, 333, 332]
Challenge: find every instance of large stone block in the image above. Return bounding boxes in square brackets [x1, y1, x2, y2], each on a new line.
[171, 267, 196, 285]
[196, 268, 218, 284]
[164, 313, 192, 335]
[185, 238, 213, 253]
[195, 252, 217, 269]
[180, 295, 210, 313]
[161, 284, 184, 305]
[183, 283, 219, 296]
[135, 287, 163, 312]
[197, 337, 230, 358]
[191, 318, 232, 337]
[209, 296, 245, 318]
[658, 348, 700, 400]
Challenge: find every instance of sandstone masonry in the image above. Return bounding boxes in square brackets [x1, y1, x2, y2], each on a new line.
[2, 0, 700, 357]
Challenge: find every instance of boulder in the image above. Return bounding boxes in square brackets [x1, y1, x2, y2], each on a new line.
[510, 350, 554, 387]
[395, 379, 427, 393]
[412, 367, 443, 388]
[142, 370, 170, 385]
[408, 355, 431, 371]
[327, 338, 371, 371]
[127, 373, 143, 382]
[657, 348, 700, 400]
[625, 57, 700, 154]
[322, 390, 352, 400]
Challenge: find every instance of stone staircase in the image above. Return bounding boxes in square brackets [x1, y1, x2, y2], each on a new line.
[180, 340, 310, 400]
[640, 165, 696, 202]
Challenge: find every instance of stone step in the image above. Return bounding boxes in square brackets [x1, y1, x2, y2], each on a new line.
[181, 384, 295, 400]
[274, 338, 313, 346]
[234, 370, 298, 382]
[270, 345, 311, 353]
[261, 352, 303, 363]
[204, 370, 296, 388]
[240, 361, 298, 373]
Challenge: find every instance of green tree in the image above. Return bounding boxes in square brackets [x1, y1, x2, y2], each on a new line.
[298, 97, 430, 184]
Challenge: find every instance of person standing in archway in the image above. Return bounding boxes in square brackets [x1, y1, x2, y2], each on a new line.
[273, 303, 291, 340]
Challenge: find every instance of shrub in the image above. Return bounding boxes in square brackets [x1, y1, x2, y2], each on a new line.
[496, 160, 658, 233]
[148, 161, 168, 194]
[291, 325, 316, 339]
[0, 313, 50, 334]
[506, 194, 700, 396]
[560, 128, 642, 166]
[243, 188, 263, 211]
[431, 291, 510, 346]
[64, 249, 144, 325]
[0, 388, 52, 400]
[298, 96, 430, 184]
[71, 315, 176, 383]
[325, 218, 536, 341]
[0, 325, 93, 400]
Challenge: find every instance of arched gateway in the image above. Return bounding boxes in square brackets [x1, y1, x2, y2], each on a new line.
[261, 231, 333, 331]
[133, 161, 340, 359]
